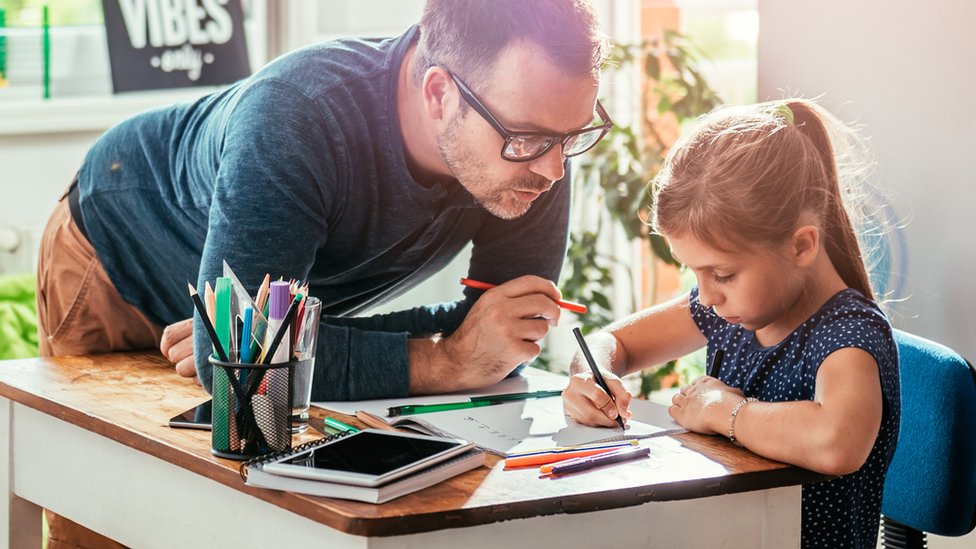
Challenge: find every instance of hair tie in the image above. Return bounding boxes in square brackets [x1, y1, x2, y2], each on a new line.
[774, 103, 795, 126]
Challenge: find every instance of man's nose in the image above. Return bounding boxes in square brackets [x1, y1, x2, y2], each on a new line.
[528, 146, 565, 183]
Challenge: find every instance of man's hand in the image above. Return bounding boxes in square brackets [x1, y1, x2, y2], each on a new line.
[160, 318, 200, 385]
[409, 275, 562, 393]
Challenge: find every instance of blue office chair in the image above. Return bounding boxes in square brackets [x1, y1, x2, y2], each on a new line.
[881, 330, 976, 548]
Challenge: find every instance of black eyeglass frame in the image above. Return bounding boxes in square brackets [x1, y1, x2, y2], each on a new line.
[445, 69, 614, 163]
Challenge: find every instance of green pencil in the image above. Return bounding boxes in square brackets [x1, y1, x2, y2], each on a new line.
[42, 4, 50, 99]
[387, 389, 564, 417]
[0, 8, 8, 86]
[471, 389, 563, 403]
[211, 277, 232, 452]
[388, 400, 496, 417]
[323, 417, 360, 434]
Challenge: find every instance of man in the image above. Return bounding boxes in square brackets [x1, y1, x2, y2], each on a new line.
[37, 0, 609, 545]
[39, 0, 610, 400]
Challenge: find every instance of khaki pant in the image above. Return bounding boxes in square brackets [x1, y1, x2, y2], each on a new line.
[36, 195, 164, 549]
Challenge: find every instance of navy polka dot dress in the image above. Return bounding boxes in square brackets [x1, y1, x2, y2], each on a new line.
[689, 287, 900, 549]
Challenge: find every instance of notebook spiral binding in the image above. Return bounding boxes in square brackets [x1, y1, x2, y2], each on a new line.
[239, 430, 352, 482]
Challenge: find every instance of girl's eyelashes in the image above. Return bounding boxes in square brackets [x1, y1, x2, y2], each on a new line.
[712, 273, 735, 284]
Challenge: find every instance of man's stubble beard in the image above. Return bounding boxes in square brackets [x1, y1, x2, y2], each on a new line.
[437, 113, 549, 221]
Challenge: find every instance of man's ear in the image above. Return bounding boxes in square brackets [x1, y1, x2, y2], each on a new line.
[421, 66, 453, 122]
[791, 225, 820, 267]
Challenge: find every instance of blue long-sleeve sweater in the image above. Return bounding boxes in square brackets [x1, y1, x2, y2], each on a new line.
[74, 26, 571, 400]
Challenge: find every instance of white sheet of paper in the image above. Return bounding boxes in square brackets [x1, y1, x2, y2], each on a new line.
[313, 369, 685, 454]
[403, 397, 684, 454]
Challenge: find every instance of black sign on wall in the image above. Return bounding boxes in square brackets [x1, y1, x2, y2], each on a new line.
[101, 0, 251, 93]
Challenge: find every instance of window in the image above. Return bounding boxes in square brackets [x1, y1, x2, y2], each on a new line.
[0, 0, 266, 101]
[271, 0, 423, 55]
[0, 0, 103, 26]
[676, 0, 758, 104]
[0, 0, 109, 98]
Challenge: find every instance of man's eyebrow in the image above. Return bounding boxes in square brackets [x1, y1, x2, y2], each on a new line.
[508, 109, 597, 134]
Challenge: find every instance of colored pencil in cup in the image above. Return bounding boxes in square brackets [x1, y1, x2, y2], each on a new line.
[187, 282, 227, 362]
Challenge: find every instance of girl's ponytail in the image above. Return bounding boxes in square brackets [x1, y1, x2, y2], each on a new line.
[789, 101, 874, 301]
[653, 98, 882, 303]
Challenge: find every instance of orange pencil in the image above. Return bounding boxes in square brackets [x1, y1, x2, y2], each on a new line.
[506, 439, 638, 458]
[460, 278, 588, 314]
[254, 274, 271, 315]
[504, 447, 619, 469]
[204, 280, 216, 324]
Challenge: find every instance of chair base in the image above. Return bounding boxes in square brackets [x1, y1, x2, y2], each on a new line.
[881, 515, 927, 549]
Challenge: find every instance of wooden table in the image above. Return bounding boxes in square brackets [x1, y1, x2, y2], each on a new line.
[1, 353, 824, 548]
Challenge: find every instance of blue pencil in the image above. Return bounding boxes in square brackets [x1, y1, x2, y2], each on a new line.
[240, 307, 253, 364]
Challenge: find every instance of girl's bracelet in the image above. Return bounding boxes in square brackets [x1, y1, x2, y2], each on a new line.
[727, 397, 758, 446]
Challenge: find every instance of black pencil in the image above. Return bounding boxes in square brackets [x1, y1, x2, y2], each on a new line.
[187, 281, 228, 362]
[707, 348, 725, 379]
[572, 327, 626, 431]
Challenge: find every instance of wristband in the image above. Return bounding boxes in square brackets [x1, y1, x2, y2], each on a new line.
[727, 397, 758, 446]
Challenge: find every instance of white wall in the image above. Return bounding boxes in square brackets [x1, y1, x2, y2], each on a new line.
[0, 88, 219, 274]
[759, 0, 976, 360]
[0, 132, 97, 272]
[760, 2, 975, 547]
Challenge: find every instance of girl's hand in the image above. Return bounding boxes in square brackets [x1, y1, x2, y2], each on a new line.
[564, 370, 633, 428]
[668, 376, 743, 434]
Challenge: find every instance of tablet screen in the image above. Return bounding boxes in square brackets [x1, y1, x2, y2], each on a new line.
[280, 431, 464, 476]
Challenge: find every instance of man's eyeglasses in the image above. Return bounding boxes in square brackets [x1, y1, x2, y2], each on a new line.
[446, 70, 613, 163]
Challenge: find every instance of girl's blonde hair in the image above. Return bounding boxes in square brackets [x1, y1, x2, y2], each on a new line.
[652, 98, 877, 300]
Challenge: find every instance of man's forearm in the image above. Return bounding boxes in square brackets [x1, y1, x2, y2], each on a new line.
[407, 335, 486, 395]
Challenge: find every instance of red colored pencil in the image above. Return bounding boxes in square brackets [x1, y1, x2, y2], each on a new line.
[460, 278, 587, 314]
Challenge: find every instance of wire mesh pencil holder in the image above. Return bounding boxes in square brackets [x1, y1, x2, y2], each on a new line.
[209, 358, 293, 460]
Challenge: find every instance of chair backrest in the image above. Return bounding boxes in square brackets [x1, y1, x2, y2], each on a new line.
[882, 329, 976, 536]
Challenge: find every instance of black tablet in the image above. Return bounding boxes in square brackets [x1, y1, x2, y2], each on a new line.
[263, 429, 474, 487]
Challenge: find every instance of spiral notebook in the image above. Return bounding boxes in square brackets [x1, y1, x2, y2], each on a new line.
[240, 433, 485, 504]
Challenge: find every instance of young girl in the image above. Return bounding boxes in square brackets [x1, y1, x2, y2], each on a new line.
[563, 99, 899, 549]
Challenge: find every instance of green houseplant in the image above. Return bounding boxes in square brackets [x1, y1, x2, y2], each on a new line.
[558, 31, 721, 396]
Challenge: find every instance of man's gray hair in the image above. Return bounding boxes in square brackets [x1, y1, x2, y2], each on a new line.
[413, 0, 609, 91]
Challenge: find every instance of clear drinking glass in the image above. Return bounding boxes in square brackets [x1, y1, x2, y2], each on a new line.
[289, 297, 321, 433]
